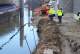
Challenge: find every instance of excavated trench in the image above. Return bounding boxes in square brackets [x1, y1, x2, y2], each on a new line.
[34, 19, 62, 54]
[32, 18, 80, 54]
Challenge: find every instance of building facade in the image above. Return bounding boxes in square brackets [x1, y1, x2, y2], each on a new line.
[62, 0, 73, 13]
[61, 0, 80, 14]
[73, 0, 80, 14]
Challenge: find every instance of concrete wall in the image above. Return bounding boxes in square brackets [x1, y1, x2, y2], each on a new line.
[73, 0, 80, 14]
[62, 0, 73, 13]
[62, 0, 80, 13]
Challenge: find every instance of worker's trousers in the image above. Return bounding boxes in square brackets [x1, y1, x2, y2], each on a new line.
[49, 14, 55, 21]
[58, 16, 62, 23]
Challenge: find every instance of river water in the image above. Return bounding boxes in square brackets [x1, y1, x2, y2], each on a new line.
[0, 8, 39, 54]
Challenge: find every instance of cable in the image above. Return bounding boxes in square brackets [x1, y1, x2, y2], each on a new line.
[0, 22, 28, 50]
[24, 36, 32, 54]
[0, 28, 19, 50]
[32, 28, 37, 49]
[0, 22, 20, 49]
[24, 26, 37, 54]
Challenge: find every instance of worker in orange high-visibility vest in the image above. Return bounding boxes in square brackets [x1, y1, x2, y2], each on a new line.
[45, 5, 49, 15]
[41, 4, 49, 16]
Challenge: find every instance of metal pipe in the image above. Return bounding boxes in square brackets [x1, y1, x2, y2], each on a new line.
[19, 0, 24, 47]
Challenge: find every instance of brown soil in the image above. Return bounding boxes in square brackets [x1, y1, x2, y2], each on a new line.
[35, 18, 62, 54]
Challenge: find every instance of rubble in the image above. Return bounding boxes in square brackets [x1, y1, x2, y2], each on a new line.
[35, 19, 62, 54]
[66, 37, 80, 53]
[32, 12, 80, 54]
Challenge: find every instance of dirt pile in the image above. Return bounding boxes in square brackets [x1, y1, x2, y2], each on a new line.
[66, 37, 80, 54]
[35, 19, 62, 54]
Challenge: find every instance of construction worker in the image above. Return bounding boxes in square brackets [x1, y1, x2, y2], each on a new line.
[41, 4, 49, 16]
[48, 5, 55, 21]
[45, 5, 49, 15]
[57, 8, 63, 23]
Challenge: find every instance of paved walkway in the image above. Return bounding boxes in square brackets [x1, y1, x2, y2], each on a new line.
[56, 13, 80, 37]
[32, 13, 80, 37]
[64, 40, 72, 54]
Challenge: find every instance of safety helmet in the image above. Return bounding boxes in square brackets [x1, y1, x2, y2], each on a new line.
[48, 3, 52, 6]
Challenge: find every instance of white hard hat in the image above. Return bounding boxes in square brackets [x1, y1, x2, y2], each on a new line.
[48, 3, 52, 6]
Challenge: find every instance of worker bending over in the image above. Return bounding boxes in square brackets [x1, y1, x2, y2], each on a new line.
[41, 4, 49, 16]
